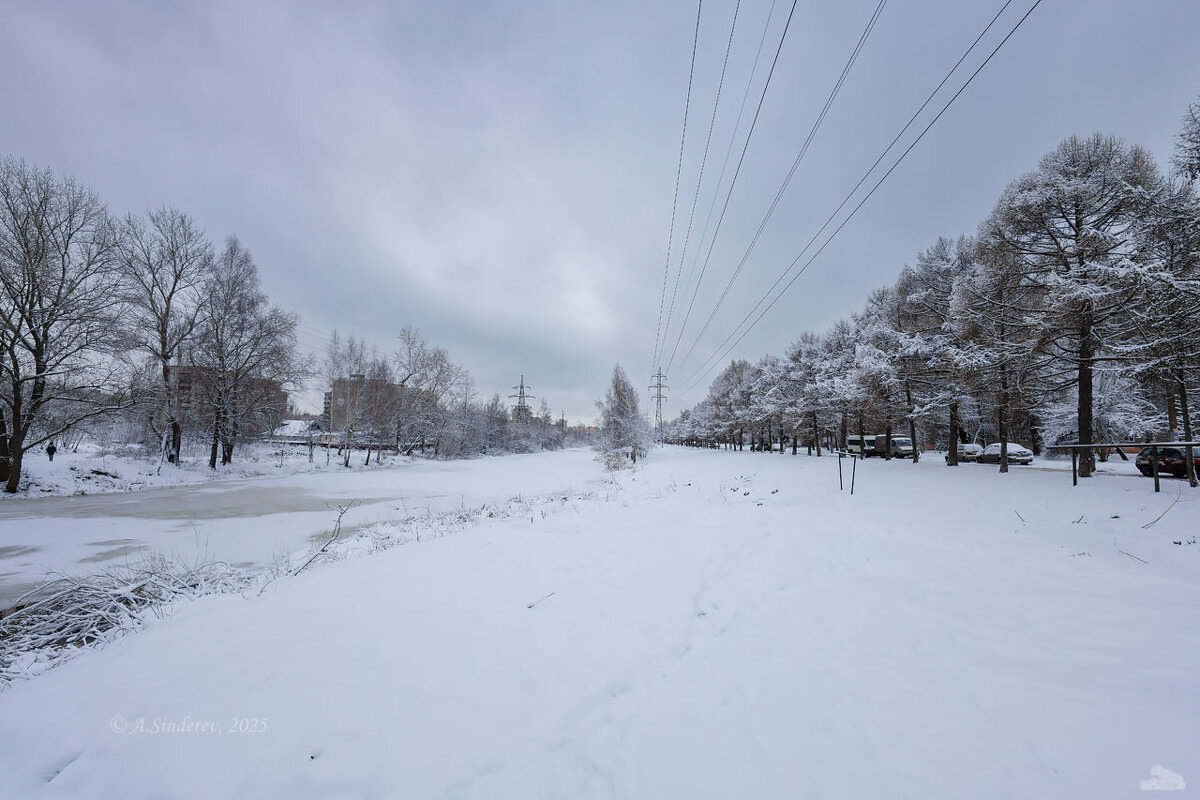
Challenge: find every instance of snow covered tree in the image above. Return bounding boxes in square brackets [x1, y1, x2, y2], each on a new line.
[1038, 373, 1163, 451]
[1174, 96, 1200, 182]
[1113, 177, 1200, 437]
[898, 236, 978, 463]
[392, 326, 462, 455]
[117, 207, 213, 465]
[852, 287, 912, 458]
[770, 334, 827, 455]
[481, 393, 509, 454]
[706, 359, 761, 450]
[0, 158, 130, 492]
[953, 231, 1046, 472]
[818, 318, 864, 450]
[981, 134, 1166, 476]
[595, 363, 649, 465]
[189, 236, 299, 469]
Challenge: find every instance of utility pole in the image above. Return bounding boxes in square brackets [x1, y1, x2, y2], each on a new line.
[649, 371, 667, 444]
[509, 375, 534, 424]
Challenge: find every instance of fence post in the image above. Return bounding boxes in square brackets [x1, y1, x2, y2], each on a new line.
[1152, 445, 1160, 493]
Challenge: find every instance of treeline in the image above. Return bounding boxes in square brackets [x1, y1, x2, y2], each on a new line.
[667, 99, 1200, 477]
[0, 157, 302, 492]
[321, 328, 590, 464]
[0, 156, 588, 494]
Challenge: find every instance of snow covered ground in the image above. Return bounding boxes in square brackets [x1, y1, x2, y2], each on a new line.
[0, 446, 605, 608]
[0, 446, 1197, 798]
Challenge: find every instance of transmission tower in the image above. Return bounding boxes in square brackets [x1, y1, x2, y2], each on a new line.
[509, 375, 534, 424]
[649, 371, 668, 444]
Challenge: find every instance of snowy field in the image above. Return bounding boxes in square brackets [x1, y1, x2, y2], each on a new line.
[0, 446, 1197, 798]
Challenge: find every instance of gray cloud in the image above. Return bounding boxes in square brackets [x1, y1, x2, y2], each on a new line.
[3, 0, 1197, 422]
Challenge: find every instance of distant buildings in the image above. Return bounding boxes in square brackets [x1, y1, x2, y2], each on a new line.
[168, 365, 288, 431]
[323, 373, 395, 432]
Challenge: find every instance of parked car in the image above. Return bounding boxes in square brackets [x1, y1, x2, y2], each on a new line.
[846, 434, 875, 457]
[976, 443, 1034, 465]
[873, 434, 915, 458]
[945, 442, 983, 463]
[1135, 445, 1200, 478]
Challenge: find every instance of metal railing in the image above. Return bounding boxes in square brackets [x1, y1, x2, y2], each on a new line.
[1045, 442, 1200, 492]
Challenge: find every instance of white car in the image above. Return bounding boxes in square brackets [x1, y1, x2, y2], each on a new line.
[977, 442, 1033, 465]
[946, 442, 983, 463]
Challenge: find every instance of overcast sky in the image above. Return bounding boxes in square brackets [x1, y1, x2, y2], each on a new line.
[3, 0, 1198, 422]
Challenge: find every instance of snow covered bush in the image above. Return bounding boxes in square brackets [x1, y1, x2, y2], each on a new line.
[0, 555, 253, 688]
[594, 364, 650, 468]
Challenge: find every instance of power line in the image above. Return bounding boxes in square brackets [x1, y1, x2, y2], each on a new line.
[660, 0, 800, 376]
[661, 0, 779, 376]
[655, 0, 743, 370]
[651, 0, 705, 374]
[671, 0, 888, 378]
[678, 0, 1044, 397]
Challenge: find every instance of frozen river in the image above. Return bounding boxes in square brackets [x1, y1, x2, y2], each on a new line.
[0, 449, 604, 609]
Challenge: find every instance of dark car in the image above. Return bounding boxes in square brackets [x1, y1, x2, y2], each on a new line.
[1136, 446, 1200, 478]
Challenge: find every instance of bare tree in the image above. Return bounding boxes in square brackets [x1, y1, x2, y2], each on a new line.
[189, 236, 299, 469]
[0, 158, 130, 491]
[117, 207, 213, 465]
[392, 326, 461, 455]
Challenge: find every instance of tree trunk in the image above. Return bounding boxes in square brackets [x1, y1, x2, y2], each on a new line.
[1179, 375, 1196, 487]
[1077, 313, 1095, 477]
[0, 412, 10, 486]
[947, 401, 959, 466]
[905, 385, 918, 463]
[209, 421, 220, 470]
[1167, 386, 1180, 439]
[4, 380, 25, 492]
[4, 446, 22, 493]
[998, 362, 1010, 474]
[162, 361, 183, 464]
[221, 416, 236, 465]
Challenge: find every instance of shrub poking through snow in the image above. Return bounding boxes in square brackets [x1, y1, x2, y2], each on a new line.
[0, 555, 252, 687]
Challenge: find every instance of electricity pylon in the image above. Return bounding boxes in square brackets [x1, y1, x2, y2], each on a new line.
[510, 375, 534, 424]
[649, 371, 667, 444]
